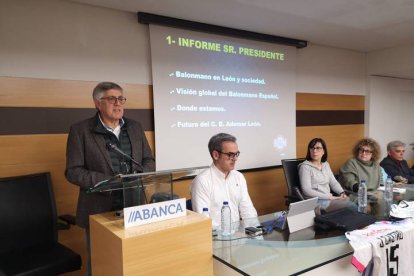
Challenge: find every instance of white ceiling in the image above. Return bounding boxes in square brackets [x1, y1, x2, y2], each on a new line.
[70, 0, 414, 78]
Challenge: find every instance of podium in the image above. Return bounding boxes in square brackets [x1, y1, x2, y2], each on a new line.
[87, 166, 208, 207]
[90, 210, 213, 275]
[88, 166, 213, 275]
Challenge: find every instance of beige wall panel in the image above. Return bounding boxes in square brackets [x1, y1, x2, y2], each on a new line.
[0, 134, 78, 215]
[297, 125, 365, 173]
[173, 178, 192, 200]
[0, 162, 78, 215]
[297, 93, 364, 110]
[0, 134, 67, 165]
[144, 131, 155, 153]
[0, 77, 153, 109]
[244, 168, 286, 215]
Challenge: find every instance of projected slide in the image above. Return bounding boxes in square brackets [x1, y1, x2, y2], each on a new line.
[149, 25, 296, 170]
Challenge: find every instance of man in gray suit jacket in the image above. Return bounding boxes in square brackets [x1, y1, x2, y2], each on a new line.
[65, 82, 155, 274]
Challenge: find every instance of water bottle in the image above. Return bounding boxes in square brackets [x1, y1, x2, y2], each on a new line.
[384, 176, 393, 218]
[221, 201, 231, 236]
[358, 179, 367, 213]
[384, 176, 393, 202]
[202, 207, 210, 218]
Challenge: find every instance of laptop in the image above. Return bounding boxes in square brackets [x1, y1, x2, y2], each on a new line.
[286, 197, 318, 233]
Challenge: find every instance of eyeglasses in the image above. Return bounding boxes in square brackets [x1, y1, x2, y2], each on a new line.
[359, 148, 373, 154]
[218, 151, 240, 160]
[310, 146, 323, 151]
[100, 96, 127, 105]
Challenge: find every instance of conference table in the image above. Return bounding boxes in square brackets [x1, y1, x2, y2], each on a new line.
[212, 185, 414, 275]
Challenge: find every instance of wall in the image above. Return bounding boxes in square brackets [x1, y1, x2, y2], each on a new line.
[295, 44, 367, 172]
[296, 93, 365, 172]
[367, 45, 414, 79]
[1, 1, 369, 275]
[367, 76, 414, 160]
[297, 43, 366, 95]
[0, 0, 151, 84]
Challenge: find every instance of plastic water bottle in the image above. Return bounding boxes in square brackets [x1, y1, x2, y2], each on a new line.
[358, 179, 367, 213]
[384, 176, 393, 218]
[384, 176, 393, 202]
[202, 207, 210, 218]
[221, 201, 231, 236]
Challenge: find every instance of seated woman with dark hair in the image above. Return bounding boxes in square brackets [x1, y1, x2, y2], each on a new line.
[298, 138, 349, 212]
[338, 138, 383, 193]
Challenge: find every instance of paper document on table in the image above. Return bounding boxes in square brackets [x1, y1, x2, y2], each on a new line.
[377, 186, 406, 194]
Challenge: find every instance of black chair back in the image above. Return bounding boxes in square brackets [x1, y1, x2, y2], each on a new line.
[0, 172, 81, 275]
[0, 173, 56, 254]
[282, 158, 306, 205]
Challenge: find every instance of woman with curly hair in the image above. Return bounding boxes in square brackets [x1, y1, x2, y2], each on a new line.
[338, 138, 383, 193]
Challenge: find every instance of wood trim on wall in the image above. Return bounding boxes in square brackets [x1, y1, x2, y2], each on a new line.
[296, 92, 364, 110]
[0, 77, 153, 109]
[0, 107, 154, 135]
[297, 110, 364, 126]
[296, 92, 365, 173]
[297, 125, 365, 173]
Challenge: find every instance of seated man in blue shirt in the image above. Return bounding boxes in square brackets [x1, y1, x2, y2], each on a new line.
[380, 140, 414, 184]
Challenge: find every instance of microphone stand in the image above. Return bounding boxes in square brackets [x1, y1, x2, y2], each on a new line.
[107, 143, 148, 206]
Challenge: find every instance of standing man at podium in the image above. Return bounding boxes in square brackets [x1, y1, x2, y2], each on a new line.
[191, 133, 257, 227]
[65, 81, 155, 275]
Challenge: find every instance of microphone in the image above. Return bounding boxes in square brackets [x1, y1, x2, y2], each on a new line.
[106, 143, 144, 173]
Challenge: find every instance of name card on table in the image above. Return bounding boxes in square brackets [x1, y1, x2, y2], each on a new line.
[124, 198, 186, 228]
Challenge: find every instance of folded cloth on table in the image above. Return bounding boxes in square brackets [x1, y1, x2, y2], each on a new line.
[390, 200, 414, 219]
[377, 186, 406, 194]
[273, 211, 287, 230]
